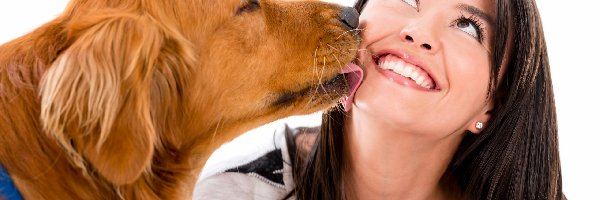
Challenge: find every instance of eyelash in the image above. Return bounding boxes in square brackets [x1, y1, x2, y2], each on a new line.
[454, 14, 486, 43]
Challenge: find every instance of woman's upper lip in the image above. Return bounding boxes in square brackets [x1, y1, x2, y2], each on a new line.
[372, 49, 440, 90]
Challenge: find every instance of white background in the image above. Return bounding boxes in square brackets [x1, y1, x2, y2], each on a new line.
[1, 0, 598, 199]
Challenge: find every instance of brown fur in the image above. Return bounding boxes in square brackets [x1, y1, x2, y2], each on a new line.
[0, 0, 357, 199]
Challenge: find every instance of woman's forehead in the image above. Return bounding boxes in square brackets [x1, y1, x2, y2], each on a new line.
[370, 0, 496, 15]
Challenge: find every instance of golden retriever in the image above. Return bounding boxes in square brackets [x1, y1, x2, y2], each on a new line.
[0, 0, 360, 199]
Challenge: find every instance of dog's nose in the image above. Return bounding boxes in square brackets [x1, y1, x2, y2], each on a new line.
[339, 7, 359, 30]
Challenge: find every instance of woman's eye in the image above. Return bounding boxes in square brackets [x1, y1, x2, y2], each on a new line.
[454, 18, 483, 41]
[402, 0, 418, 9]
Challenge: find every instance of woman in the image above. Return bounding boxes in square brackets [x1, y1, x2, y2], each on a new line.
[195, 0, 564, 199]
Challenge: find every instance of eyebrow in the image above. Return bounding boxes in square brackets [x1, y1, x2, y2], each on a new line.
[456, 4, 495, 27]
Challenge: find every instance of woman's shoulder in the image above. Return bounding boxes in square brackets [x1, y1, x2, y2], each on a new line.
[193, 120, 320, 199]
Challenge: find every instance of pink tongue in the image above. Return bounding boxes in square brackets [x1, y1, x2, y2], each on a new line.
[341, 63, 364, 111]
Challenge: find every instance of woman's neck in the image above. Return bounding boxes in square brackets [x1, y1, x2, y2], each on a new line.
[342, 111, 464, 200]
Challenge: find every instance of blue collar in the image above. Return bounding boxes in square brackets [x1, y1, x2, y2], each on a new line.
[0, 165, 23, 200]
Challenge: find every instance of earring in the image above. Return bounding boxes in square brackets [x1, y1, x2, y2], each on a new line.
[475, 122, 484, 130]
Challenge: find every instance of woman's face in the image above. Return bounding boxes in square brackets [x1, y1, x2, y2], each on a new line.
[352, 0, 497, 136]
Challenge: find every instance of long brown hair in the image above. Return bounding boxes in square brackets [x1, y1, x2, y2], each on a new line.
[289, 0, 564, 199]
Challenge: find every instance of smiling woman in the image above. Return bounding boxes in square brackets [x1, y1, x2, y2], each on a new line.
[292, 0, 564, 199]
[195, 0, 567, 199]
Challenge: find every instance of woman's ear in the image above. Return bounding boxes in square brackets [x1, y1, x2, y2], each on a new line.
[39, 13, 193, 185]
[467, 101, 494, 134]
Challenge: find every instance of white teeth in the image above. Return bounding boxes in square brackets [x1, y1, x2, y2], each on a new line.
[409, 71, 418, 80]
[404, 67, 414, 76]
[393, 62, 403, 72]
[400, 67, 410, 77]
[418, 81, 429, 89]
[416, 76, 424, 85]
[378, 59, 433, 89]
[383, 61, 390, 69]
[380, 60, 405, 74]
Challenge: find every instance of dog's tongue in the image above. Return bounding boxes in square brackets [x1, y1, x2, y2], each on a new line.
[341, 63, 364, 111]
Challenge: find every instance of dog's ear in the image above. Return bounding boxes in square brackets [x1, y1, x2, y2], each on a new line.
[40, 13, 193, 185]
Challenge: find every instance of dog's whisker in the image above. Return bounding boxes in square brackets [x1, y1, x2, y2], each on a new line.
[335, 28, 362, 40]
[352, 28, 368, 34]
[326, 44, 355, 56]
[331, 52, 344, 74]
[318, 56, 334, 102]
[321, 55, 327, 82]
[310, 47, 332, 109]
[304, 86, 319, 111]
[313, 46, 320, 80]
[302, 67, 322, 110]
[302, 46, 324, 110]
[326, 44, 342, 53]
[329, 54, 343, 101]
[325, 44, 365, 59]
[315, 53, 325, 85]
[348, 48, 368, 52]
[351, 28, 364, 37]
[312, 47, 321, 108]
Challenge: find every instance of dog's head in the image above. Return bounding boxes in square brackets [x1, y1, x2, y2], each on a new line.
[38, 0, 359, 185]
[185, 0, 361, 124]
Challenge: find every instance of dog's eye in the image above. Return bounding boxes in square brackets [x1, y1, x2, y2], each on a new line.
[236, 0, 260, 15]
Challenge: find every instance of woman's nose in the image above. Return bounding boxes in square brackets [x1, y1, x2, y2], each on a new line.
[399, 27, 440, 53]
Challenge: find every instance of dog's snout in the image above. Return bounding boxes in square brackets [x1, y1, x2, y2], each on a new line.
[339, 7, 359, 30]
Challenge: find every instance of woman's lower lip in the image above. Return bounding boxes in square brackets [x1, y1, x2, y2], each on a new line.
[373, 64, 439, 92]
